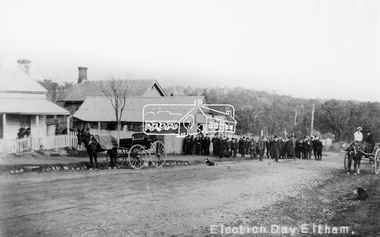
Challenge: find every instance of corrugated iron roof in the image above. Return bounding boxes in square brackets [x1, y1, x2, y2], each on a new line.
[73, 96, 204, 122]
[65, 80, 165, 101]
[0, 97, 70, 115]
[0, 68, 47, 93]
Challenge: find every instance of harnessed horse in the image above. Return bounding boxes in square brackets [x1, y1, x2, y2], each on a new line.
[77, 130, 118, 169]
[345, 141, 372, 175]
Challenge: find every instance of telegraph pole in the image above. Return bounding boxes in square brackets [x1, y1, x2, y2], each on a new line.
[310, 104, 315, 137]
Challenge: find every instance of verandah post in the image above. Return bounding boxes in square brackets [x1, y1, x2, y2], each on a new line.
[2, 114, 6, 139]
[67, 115, 71, 147]
[36, 115, 40, 150]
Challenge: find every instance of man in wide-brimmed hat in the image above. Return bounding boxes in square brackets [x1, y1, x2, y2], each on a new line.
[354, 127, 363, 142]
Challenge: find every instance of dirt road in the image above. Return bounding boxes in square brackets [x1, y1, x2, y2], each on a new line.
[0, 153, 376, 236]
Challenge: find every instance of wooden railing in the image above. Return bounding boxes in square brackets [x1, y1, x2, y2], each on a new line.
[0, 137, 29, 154]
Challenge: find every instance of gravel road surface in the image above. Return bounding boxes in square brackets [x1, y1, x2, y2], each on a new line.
[0, 154, 348, 236]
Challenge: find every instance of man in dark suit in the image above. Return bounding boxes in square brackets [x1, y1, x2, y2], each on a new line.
[286, 137, 293, 158]
[195, 134, 202, 155]
[212, 134, 219, 156]
[257, 137, 265, 161]
[291, 135, 297, 159]
[188, 135, 194, 155]
[230, 138, 238, 158]
[302, 137, 312, 159]
[204, 134, 211, 156]
[249, 138, 256, 159]
[266, 137, 272, 158]
[296, 139, 303, 159]
[218, 136, 224, 158]
[239, 137, 245, 158]
[224, 137, 231, 158]
[184, 135, 190, 155]
[280, 138, 287, 159]
[312, 136, 318, 159]
[245, 137, 250, 155]
[201, 134, 206, 155]
[272, 136, 280, 162]
[314, 136, 323, 160]
[365, 129, 375, 153]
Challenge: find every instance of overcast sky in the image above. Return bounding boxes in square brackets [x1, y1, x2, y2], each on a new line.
[0, 0, 378, 102]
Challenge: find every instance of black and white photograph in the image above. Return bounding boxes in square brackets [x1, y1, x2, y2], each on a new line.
[0, 0, 379, 236]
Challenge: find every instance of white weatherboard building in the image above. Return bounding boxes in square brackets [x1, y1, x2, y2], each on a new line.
[0, 59, 70, 151]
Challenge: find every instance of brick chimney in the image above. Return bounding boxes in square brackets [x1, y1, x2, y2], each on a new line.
[17, 59, 31, 75]
[78, 66, 88, 84]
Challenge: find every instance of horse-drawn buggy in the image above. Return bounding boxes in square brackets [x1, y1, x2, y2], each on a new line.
[344, 141, 380, 175]
[77, 131, 166, 170]
[116, 133, 166, 169]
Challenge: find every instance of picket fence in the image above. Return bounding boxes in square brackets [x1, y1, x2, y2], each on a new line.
[0, 132, 82, 154]
[0, 129, 187, 154]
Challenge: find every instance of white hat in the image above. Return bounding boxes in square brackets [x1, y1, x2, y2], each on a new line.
[357, 127, 362, 131]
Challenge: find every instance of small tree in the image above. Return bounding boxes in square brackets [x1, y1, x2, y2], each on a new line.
[38, 79, 74, 106]
[95, 77, 133, 145]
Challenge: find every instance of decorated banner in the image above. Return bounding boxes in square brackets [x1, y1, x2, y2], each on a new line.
[143, 99, 236, 137]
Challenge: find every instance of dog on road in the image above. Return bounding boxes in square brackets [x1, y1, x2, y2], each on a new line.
[205, 158, 215, 166]
[353, 187, 369, 201]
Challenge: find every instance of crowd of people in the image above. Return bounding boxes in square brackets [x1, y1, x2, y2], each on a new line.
[183, 133, 324, 162]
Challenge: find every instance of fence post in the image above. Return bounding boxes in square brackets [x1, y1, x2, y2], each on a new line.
[2, 114, 6, 139]
[67, 116, 71, 147]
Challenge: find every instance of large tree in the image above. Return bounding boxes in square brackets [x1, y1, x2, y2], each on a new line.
[95, 77, 133, 144]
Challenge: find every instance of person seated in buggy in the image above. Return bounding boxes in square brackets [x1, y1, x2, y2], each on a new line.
[365, 129, 375, 154]
[351, 127, 373, 156]
[354, 127, 363, 142]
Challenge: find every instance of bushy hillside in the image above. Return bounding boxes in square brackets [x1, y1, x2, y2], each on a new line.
[165, 86, 380, 142]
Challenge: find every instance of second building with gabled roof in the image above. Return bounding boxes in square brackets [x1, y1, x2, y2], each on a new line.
[63, 67, 166, 114]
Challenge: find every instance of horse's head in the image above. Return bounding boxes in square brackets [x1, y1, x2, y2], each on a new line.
[346, 142, 355, 150]
[77, 129, 91, 146]
[76, 129, 84, 145]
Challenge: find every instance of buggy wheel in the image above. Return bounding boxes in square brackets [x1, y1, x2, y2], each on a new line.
[374, 149, 380, 174]
[116, 148, 128, 168]
[150, 141, 166, 168]
[128, 145, 148, 169]
[344, 153, 351, 172]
